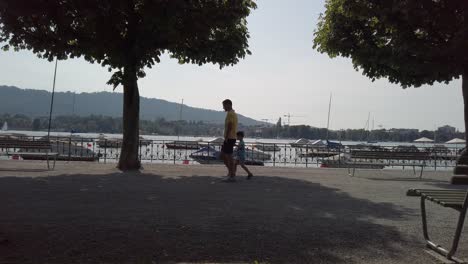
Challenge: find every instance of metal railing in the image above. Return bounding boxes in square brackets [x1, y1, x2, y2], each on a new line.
[0, 135, 463, 170]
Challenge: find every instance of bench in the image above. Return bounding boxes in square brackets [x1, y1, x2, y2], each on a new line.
[407, 188, 468, 261]
[452, 155, 468, 184]
[0, 139, 58, 170]
[348, 150, 430, 178]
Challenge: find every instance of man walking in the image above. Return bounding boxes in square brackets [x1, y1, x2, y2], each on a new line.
[221, 99, 238, 181]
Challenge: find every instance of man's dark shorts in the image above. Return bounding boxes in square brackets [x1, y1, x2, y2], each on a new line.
[221, 139, 236, 155]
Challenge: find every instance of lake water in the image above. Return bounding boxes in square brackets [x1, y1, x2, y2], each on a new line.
[0, 129, 463, 149]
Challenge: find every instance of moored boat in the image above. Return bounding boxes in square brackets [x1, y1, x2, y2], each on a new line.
[165, 140, 202, 150]
[290, 138, 311, 148]
[189, 146, 266, 166]
[96, 135, 151, 148]
[297, 140, 343, 158]
[252, 142, 281, 152]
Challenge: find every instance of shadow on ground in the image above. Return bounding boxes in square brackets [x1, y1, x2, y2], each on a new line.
[0, 172, 414, 263]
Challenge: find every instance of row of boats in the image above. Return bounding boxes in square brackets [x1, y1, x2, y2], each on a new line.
[187, 138, 343, 165]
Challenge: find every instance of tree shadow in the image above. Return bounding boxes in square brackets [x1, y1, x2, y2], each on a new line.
[0, 172, 416, 263]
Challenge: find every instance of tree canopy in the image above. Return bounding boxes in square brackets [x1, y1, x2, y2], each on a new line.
[314, 0, 468, 88]
[0, 0, 256, 87]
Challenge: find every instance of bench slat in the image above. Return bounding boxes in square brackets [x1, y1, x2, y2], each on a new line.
[351, 162, 425, 167]
[407, 189, 466, 195]
[423, 194, 467, 198]
[12, 152, 58, 156]
[423, 198, 464, 209]
[0, 143, 51, 146]
[351, 150, 430, 161]
[417, 190, 466, 194]
[419, 190, 467, 194]
[0, 144, 48, 146]
[407, 189, 467, 209]
[424, 197, 466, 201]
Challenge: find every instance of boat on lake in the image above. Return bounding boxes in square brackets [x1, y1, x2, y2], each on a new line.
[297, 140, 344, 158]
[290, 138, 311, 148]
[165, 140, 202, 150]
[189, 146, 268, 166]
[252, 142, 281, 152]
[96, 134, 151, 148]
[199, 137, 224, 147]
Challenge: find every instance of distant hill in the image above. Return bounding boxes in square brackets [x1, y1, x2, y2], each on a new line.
[0, 85, 262, 125]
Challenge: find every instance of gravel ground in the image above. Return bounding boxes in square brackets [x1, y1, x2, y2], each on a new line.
[0, 160, 466, 264]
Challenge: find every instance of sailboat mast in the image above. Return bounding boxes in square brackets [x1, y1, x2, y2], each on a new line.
[326, 93, 332, 141]
[72, 91, 76, 115]
[368, 114, 375, 142]
[179, 99, 184, 121]
[367, 112, 370, 131]
[359, 112, 370, 142]
[177, 99, 184, 140]
[367, 112, 371, 140]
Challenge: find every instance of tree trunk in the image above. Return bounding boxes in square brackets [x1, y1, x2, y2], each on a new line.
[452, 72, 468, 181]
[118, 65, 141, 170]
[460, 72, 468, 158]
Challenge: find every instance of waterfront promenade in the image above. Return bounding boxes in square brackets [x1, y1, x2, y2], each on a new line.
[0, 161, 467, 263]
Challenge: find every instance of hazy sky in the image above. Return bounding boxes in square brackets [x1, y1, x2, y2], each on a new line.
[0, 0, 463, 131]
